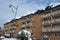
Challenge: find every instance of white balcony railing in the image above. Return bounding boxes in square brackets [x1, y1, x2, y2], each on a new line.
[42, 27, 60, 32]
[51, 11, 60, 16]
[10, 30, 15, 33]
[42, 18, 60, 25]
[22, 23, 32, 27]
[4, 33, 10, 36]
[55, 18, 60, 23]
[22, 24, 26, 27]
[51, 11, 58, 16]
[41, 13, 51, 18]
[4, 31, 10, 36]
[42, 21, 51, 25]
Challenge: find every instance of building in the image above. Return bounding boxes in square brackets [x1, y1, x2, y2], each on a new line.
[4, 4, 60, 40]
[41, 5, 60, 40]
[0, 27, 4, 37]
[4, 10, 42, 40]
[4, 18, 22, 38]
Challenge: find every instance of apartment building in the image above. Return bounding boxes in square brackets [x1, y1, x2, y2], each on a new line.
[0, 27, 4, 36]
[4, 10, 42, 40]
[4, 19, 22, 38]
[41, 5, 60, 40]
[4, 5, 60, 40]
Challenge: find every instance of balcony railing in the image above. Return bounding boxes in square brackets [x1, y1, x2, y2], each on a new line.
[55, 18, 60, 23]
[4, 33, 10, 36]
[51, 11, 58, 16]
[51, 11, 60, 16]
[41, 13, 51, 18]
[42, 27, 60, 32]
[10, 30, 15, 33]
[22, 23, 32, 27]
[42, 18, 60, 25]
[42, 20, 51, 25]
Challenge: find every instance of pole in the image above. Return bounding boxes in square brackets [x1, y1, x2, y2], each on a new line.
[9, 4, 18, 38]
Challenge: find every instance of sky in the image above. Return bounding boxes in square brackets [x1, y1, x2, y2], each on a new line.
[0, 0, 60, 29]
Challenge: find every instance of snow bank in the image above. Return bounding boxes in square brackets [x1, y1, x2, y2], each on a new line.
[2, 38, 17, 40]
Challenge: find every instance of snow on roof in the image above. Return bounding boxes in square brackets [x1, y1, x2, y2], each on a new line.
[25, 11, 34, 16]
[49, 2, 60, 7]
[4, 16, 21, 24]
[15, 16, 21, 19]
[4, 20, 11, 23]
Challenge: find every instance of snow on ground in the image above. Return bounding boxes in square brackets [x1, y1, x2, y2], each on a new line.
[2, 38, 17, 40]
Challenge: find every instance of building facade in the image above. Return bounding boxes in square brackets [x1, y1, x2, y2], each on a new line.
[4, 11, 42, 40]
[4, 5, 60, 40]
[41, 5, 60, 40]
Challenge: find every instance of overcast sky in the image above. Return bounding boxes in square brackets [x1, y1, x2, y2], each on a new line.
[0, 0, 60, 28]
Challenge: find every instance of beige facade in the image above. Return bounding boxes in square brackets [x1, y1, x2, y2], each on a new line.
[4, 12, 42, 40]
[4, 5, 60, 40]
[41, 5, 60, 40]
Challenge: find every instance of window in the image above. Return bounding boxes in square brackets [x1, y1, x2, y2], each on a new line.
[53, 23, 60, 27]
[22, 22, 26, 24]
[22, 27, 25, 30]
[27, 20, 32, 23]
[55, 33, 60, 37]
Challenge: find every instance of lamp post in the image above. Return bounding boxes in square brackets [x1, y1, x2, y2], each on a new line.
[9, 4, 18, 20]
[9, 4, 18, 38]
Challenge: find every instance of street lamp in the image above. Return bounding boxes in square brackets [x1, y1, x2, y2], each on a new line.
[9, 4, 18, 38]
[9, 4, 18, 20]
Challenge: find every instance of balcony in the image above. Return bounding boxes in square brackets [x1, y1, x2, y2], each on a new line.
[42, 27, 51, 32]
[22, 23, 32, 27]
[10, 30, 15, 33]
[22, 24, 26, 27]
[4, 32, 10, 36]
[51, 11, 58, 16]
[55, 18, 60, 23]
[41, 13, 51, 18]
[42, 27, 60, 32]
[51, 11, 60, 16]
[42, 20, 51, 25]
[4, 33, 10, 36]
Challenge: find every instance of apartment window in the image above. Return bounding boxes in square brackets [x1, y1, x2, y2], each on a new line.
[27, 20, 32, 23]
[53, 15, 60, 19]
[43, 17, 51, 21]
[26, 27, 31, 29]
[22, 22, 26, 24]
[22, 27, 25, 30]
[55, 33, 60, 37]
[53, 23, 60, 27]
